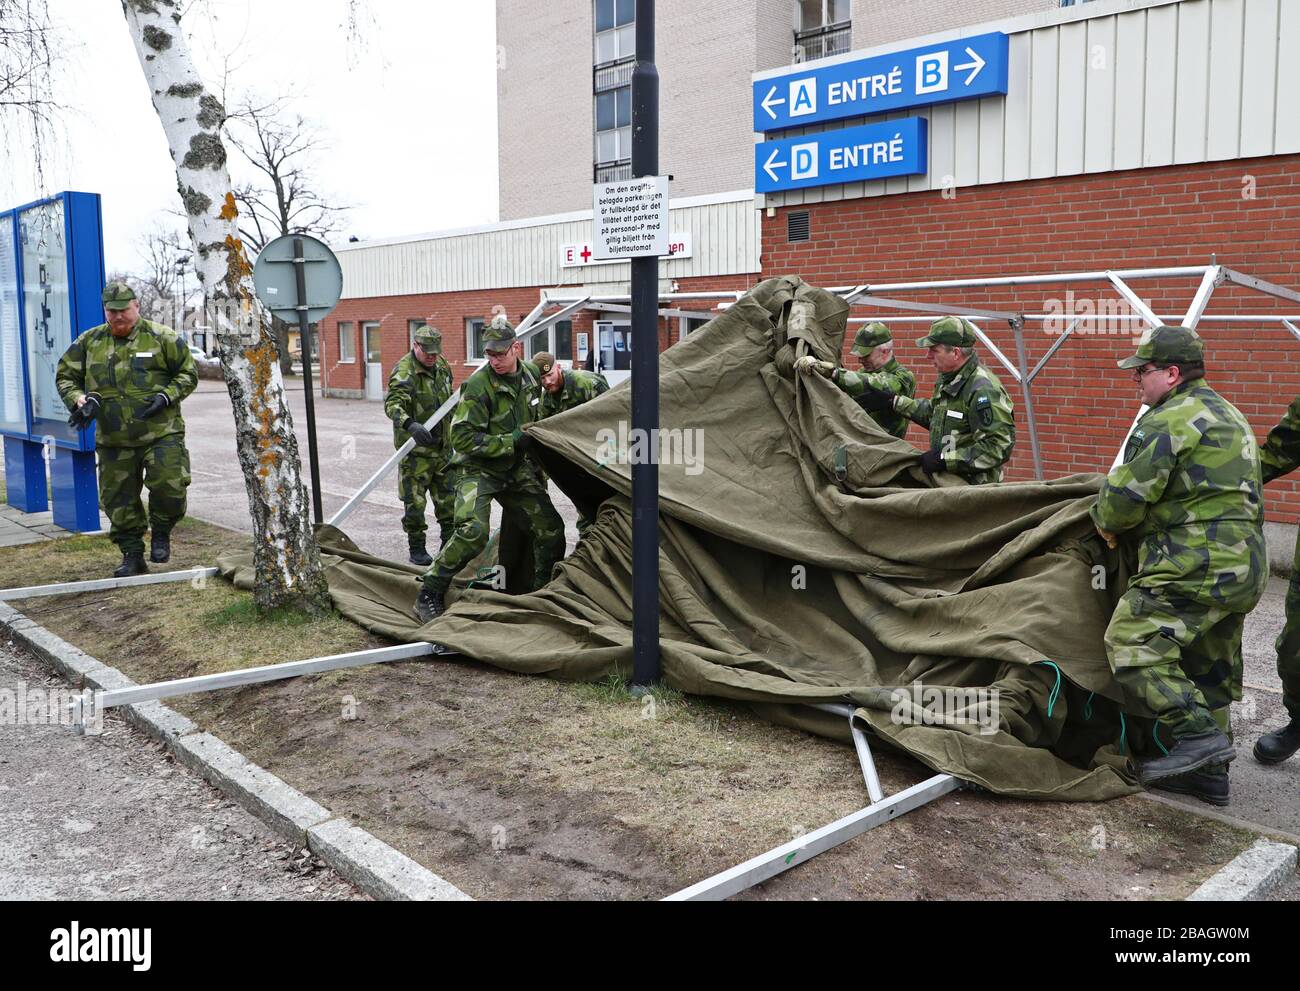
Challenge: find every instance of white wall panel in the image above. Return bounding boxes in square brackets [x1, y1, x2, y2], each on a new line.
[1173, 0, 1211, 164]
[1083, 15, 1117, 173]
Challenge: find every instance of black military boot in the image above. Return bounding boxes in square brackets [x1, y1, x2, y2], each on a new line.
[149, 529, 171, 564]
[1148, 768, 1230, 807]
[408, 535, 432, 567]
[1138, 730, 1235, 784]
[413, 586, 445, 623]
[1253, 720, 1300, 764]
[114, 552, 148, 578]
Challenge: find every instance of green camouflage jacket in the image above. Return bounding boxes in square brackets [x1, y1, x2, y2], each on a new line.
[1090, 379, 1266, 611]
[447, 358, 545, 476]
[540, 368, 610, 419]
[384, 351, 454, 451]
[893, 353, 1016, 483]
[55, 319, 197, 449]
[832, 358, 917, 438]
[1259, 395, 1300, 484]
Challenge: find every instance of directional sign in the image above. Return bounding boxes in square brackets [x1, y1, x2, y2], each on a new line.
[755, 117, 927, 194]
[753, 31, 1008, 133]
[253, 233, 342, 324]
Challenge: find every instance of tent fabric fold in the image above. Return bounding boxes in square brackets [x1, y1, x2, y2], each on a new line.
[218, 276, 1144, 801]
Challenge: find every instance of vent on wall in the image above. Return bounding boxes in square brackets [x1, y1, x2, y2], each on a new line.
[787, 211, 810, 243]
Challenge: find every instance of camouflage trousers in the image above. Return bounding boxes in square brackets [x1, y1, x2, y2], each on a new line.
[1274, 569, 1300, 721]
[1105, 585, 1242, 749]
[398, 450, 455, 549]
[97, 437, 191, 554]
[422, 467, 565, 596]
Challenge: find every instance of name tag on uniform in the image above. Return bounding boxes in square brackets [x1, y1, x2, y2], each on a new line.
[945, 410, 964, 420]
[136, 351, 154, 358]
[530, 397, 539, 407]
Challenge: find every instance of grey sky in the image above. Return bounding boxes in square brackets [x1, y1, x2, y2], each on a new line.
[5, 0, 499, 276]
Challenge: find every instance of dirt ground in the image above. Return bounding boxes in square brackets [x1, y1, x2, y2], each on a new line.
[0, 520, 1262, 900]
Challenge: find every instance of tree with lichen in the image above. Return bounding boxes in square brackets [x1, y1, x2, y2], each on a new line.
[121, 0, 331, 615]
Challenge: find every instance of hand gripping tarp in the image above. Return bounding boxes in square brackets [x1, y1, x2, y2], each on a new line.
[218, 276, 1141, 800]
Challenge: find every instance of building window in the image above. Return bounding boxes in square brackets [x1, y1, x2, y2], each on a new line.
[794, 0, 850, 63]
[554, 320, 573, 361]
[594, 0, 634, 65]
[595, 85, 632, 171]
[362, 321, 382, 364]
[466, 317, 487, 361]
[408, 319, 427, 347]
[338, 321, 355, 363]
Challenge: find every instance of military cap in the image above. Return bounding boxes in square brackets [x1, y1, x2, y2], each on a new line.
[482, 314, 516, 353]
[102, 280, 137, 310]
[850, 322, 892, 356]
[917, 316, 977, 349]
[1116, 325, 1204, 369]
[413, 324, 442, 352]
[532, 351, 557, 374]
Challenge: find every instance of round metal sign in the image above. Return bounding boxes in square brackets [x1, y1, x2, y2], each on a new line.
[252, 233, 343, 324]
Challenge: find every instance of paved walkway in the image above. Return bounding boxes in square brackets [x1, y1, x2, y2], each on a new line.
[0, 503, 105, 548]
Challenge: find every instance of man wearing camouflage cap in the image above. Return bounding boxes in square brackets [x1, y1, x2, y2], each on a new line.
[853, 316, 1015, 482]
[795, 322, 916, 438]
[1092, 325, 1265, 805]
[56, 280, 198, 577]
[534, 351, 610, 531]
[533, 351, 610, 420]
[385, 322, 455, 565]
[413, 313, 565, 622]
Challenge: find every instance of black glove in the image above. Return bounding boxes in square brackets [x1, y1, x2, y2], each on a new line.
[404, 418, 436, 447]
[513, 428, 534, 455]
[919, 447, 947, 474]
[139, 393, 169, 420]
[67, 393, 101, 430]
[857, 384, 894, 413]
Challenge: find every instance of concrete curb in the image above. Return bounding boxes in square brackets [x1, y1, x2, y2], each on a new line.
[1188, 838, 1298, 901]
[0, 603, 471, 902]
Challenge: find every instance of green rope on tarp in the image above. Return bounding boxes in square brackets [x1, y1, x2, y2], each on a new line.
[1083, 692, 1095, 721]
[1037, 661, 1062, 718]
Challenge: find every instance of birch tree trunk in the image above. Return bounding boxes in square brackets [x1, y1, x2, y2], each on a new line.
[121, 0, 331, 614]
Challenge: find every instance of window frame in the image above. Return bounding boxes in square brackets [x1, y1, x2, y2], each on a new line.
[337, 321, 356, 363]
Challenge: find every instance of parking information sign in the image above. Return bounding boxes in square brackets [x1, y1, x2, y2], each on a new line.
[593, 175, 670, 259]
[752, 31, 1009, 133]
[755, 116, 928, 193]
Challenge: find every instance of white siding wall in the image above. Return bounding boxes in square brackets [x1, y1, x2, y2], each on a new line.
[760, 0, 1300, 208]
[337, 194, 760, 299]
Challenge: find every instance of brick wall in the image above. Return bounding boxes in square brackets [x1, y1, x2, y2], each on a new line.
[318, 273, 758, 395]
[763, 153, 1300, 522]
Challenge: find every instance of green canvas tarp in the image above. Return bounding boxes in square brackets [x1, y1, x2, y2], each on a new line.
[219, 276, 1144, 801]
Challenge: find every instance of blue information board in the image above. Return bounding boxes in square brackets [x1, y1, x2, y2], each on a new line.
[753, 31, 1009, 133]
[0, 191, 104, 530]
[755, 117, 928, 194]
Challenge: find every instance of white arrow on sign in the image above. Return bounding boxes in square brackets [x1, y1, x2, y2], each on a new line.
[761, 84, 786, 120]
[762, 147, 787, 183]
[954, 47, 986, 86]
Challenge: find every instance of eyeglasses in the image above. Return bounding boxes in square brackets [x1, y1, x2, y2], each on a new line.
[1133, 365, 1167, 381]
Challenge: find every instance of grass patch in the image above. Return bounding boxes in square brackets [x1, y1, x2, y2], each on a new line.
[202, 597, 341, 630]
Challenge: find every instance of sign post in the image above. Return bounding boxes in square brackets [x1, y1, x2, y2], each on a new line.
[253, 233, 343, 525]
[629, 0, 662, 687]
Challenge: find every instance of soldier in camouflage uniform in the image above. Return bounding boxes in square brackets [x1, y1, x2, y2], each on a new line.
[385, 324, 455, 566]
[1251, 395, 1300, 764]
[534, 351, 609, 531]
[56, 281, 198, 577]
[851, 316, 1015, 482]
[413, 315, 565, 622]
[533, 351, 609, 419]
[795, 322, 916, 438]
[1091, 326, 1265, 804]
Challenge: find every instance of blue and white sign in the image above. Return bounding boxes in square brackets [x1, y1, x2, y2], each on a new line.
[755, 117, 927, 194]
[753, 31, 1009, 133]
